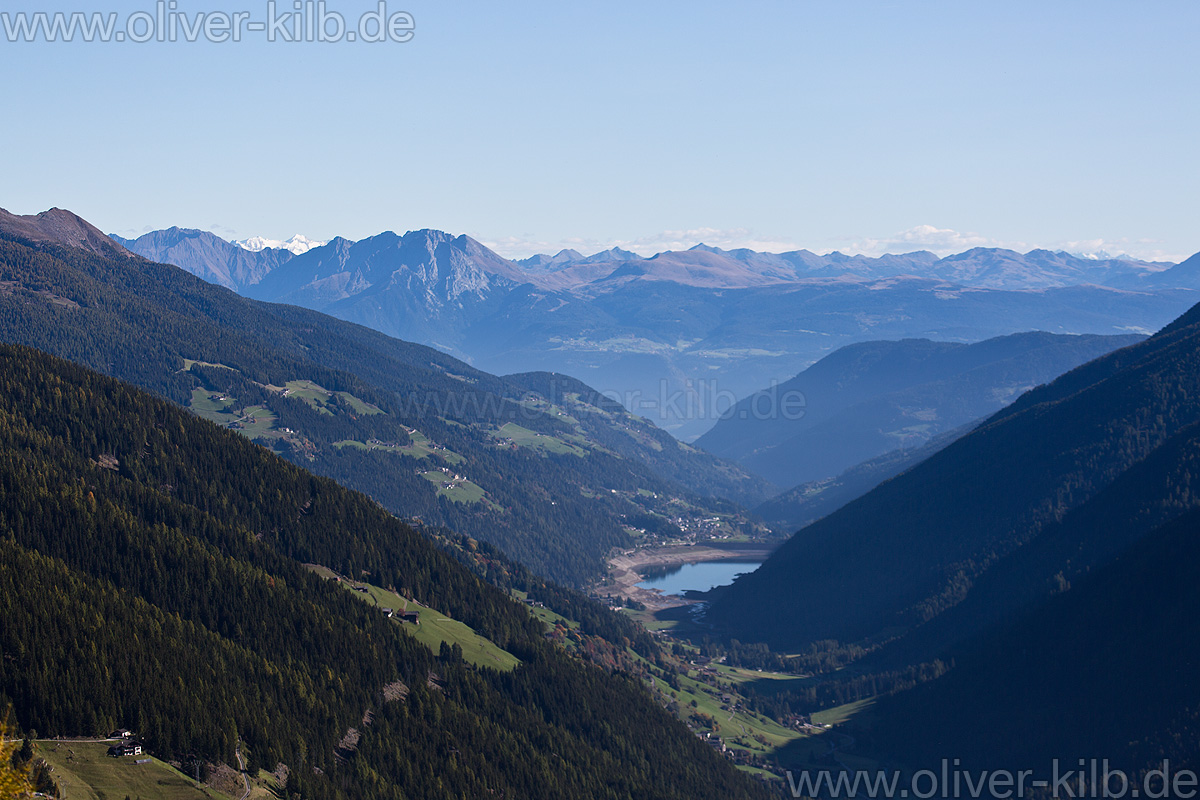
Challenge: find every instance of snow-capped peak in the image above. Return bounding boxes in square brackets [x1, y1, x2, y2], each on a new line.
[1062, 249, 1138, 262]
[236, 234, 326, 255]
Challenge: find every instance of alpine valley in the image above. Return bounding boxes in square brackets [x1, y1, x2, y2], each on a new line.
[0, 208, 777, 799]
[5, 205, 1200, 796]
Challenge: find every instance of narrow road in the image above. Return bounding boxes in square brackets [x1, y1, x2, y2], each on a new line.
[234, 746, 251, 800]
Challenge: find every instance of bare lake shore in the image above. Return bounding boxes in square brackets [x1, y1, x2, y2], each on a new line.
[602, 543, 775, 611]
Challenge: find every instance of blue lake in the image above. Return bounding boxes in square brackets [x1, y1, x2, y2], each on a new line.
[636, 560, 762, 595]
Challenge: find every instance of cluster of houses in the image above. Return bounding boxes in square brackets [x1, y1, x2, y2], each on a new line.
[432, 466, 467, 490]
[668, 515, 729, 538]
[690, 657, 726, 678]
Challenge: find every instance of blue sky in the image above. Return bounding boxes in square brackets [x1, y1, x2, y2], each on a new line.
[2, 0, 1197, 260]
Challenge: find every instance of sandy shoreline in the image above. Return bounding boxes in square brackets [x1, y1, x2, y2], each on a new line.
[601, 543, 775, 611]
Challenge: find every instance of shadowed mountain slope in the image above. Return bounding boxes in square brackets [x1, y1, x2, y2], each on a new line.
[698, 331, 1144, 487]
[706, 301, 1200, 653]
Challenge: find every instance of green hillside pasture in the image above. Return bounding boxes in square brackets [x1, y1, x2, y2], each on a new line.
[491, 422, 587, 457]
[180, 359, 236, 373]
[35, 741, 233, 800]
[236, 406, 278, 437]
[334, 428, 464, 465]
[189, 389, 238, 425]
[187, 391, 277, 437]
[811, 698, 875, 728]
[307, 567, 520, 672]
[283, 379, 382, 416]
[421, 469, 487, 504]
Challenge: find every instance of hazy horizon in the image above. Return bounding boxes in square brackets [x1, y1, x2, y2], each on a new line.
[3, 1, 1197, 263]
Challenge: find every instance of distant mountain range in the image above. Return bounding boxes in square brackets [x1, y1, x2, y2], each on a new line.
[115, 224, 1200, 438]
[510, 241, 1184, 292]
[517, 246, 639, 271]
[112, 226, 294, 290]
[116, 225, 1189, 295]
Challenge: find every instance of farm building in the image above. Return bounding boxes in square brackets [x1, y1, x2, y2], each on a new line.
[108, 743, 143, 758]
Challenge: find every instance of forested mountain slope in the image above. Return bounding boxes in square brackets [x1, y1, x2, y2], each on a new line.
[706, 300, 1200, 654]
[0, 228, 770, 585]
[698, 331, 1144, 487]
[752, 425, 972, 533]
[505, 370, 773, 501]
[869, 505, 1200, 774]
[0, 343, 769, 800]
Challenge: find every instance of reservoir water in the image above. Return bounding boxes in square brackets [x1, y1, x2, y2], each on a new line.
[636, 560, 762, 596]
